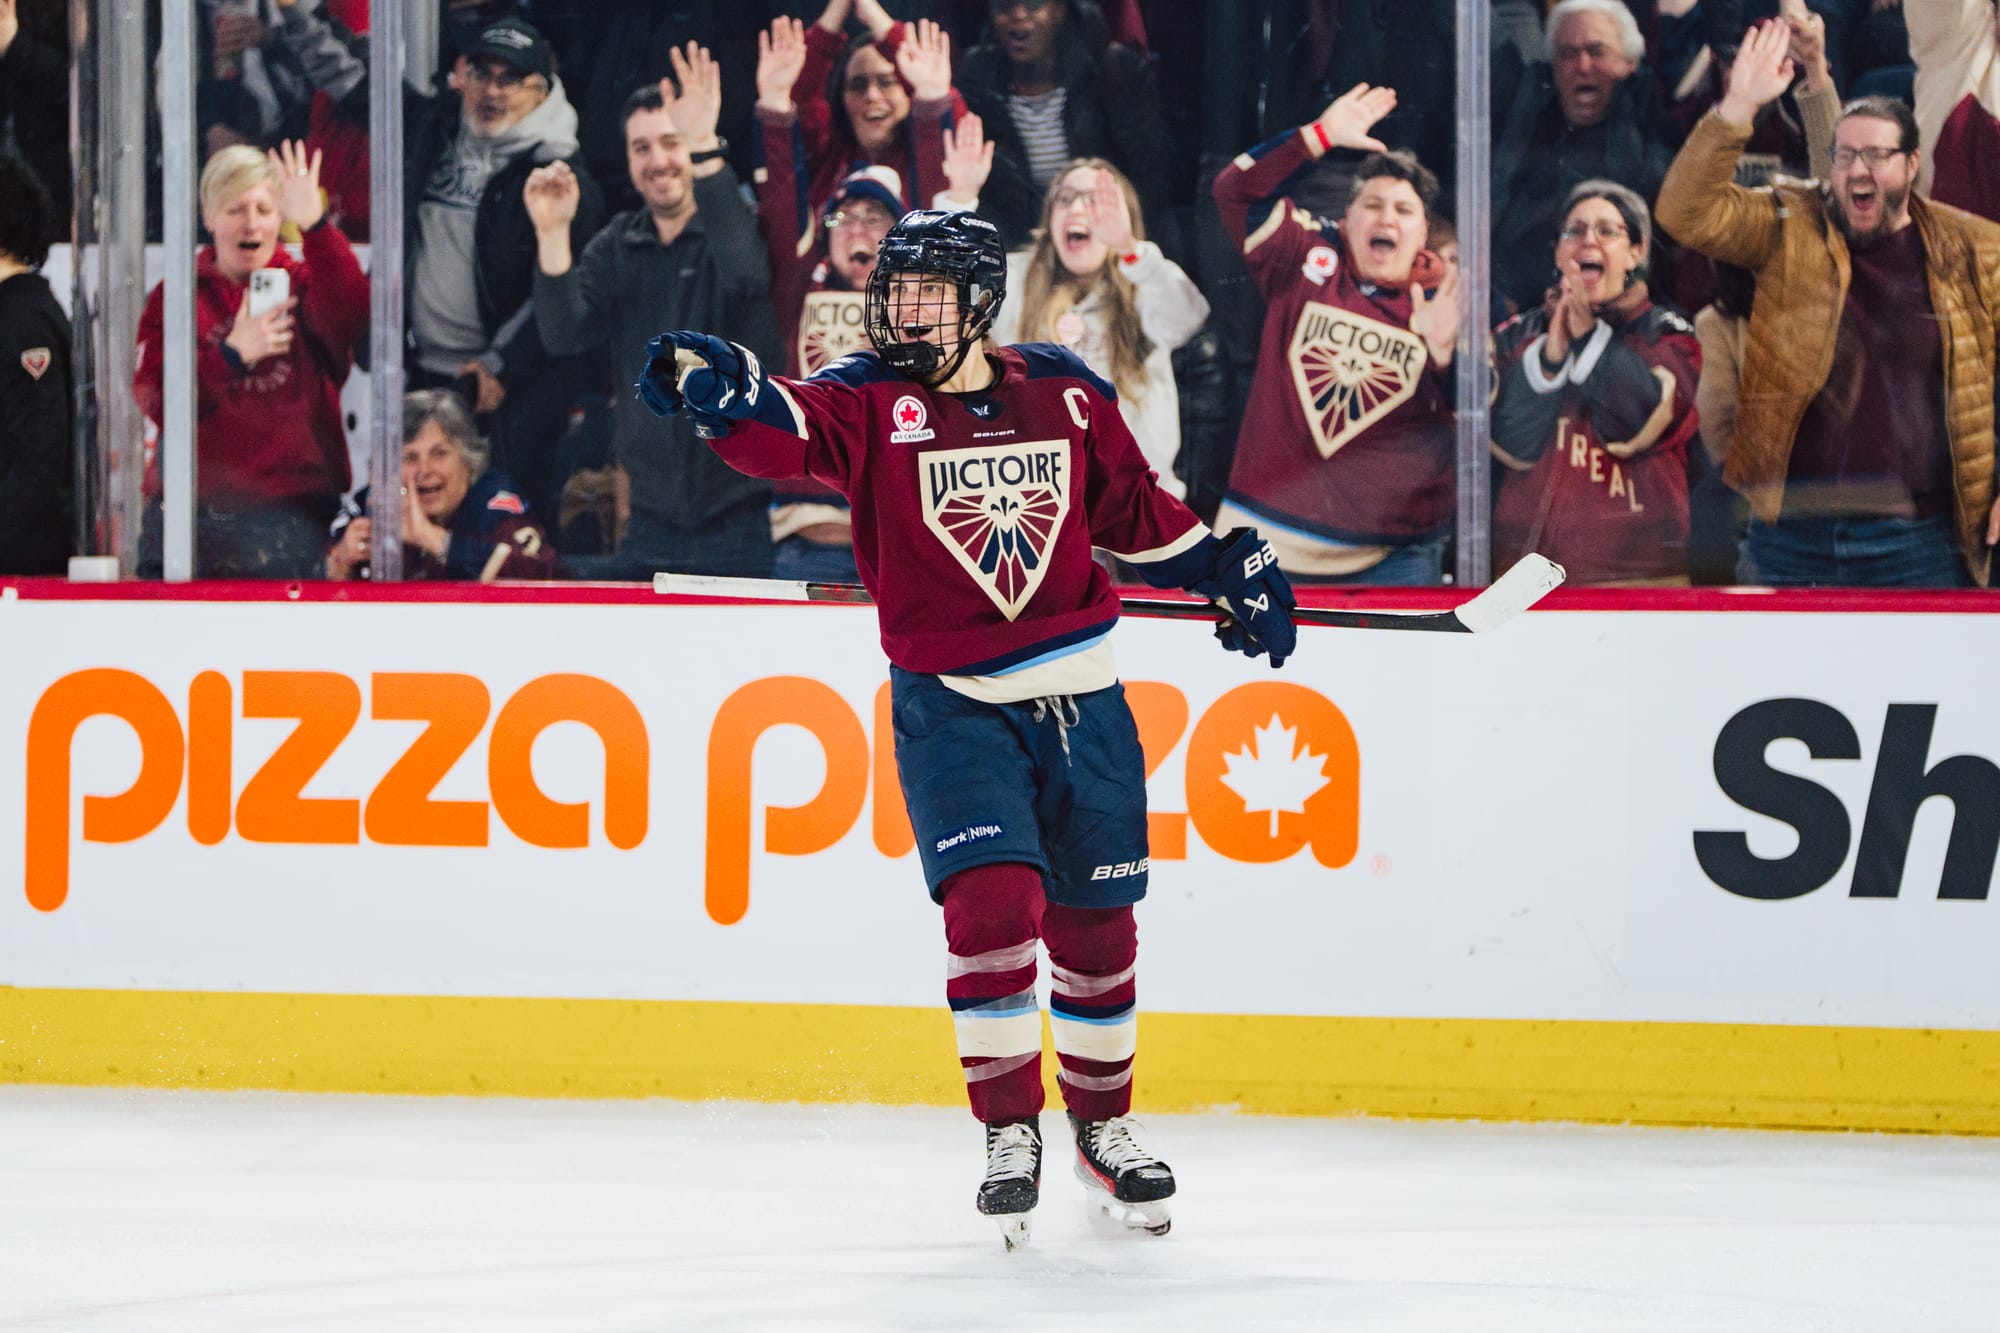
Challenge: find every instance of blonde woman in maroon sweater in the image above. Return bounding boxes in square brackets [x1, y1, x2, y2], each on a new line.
[135, 138, 369, 578]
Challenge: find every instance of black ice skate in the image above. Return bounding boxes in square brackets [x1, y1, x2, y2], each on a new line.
[1069, 1112, 1175, 1235]
[976, 1118, 1043, 1251]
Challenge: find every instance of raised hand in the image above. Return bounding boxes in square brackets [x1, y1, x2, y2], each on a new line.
[1313, 83, 1397, 153]
[226, 292, 296, 367]
[523, 161, 581, 235]
[270, 139, 324, 230]
[942, 112, 994, 205]
[1090, 167, 1135, 258]
[1781, 3, 1830, 90]
[895, 19, 952, 102]
[1718, 21, 1796, 124]
[0, 0, 20, 58]
[757, 16, 809, 112]
[814, 0, 855, 34]
[1409, 263, 1462, 367]
[853, 0, 897, 40]
[663, 42, 723, 152]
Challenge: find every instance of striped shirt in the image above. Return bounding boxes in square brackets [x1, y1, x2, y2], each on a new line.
[1007, 88, 1071, 190]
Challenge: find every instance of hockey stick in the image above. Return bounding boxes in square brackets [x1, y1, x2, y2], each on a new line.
[653, 552, 1566, 634]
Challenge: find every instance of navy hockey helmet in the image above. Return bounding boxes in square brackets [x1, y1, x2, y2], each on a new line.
[864, 209, 1007, 387]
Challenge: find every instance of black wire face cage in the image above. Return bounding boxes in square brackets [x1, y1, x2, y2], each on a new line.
[865, 262, 998, 388]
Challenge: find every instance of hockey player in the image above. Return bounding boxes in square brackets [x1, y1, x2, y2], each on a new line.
[1212, 83, 1461, 585]
[635, 209, 1298, 1249]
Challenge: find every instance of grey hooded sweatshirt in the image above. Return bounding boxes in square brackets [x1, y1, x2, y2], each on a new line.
[411, 78, 581, 376]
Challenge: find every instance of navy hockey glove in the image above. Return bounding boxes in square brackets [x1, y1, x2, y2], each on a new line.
[1191, 527, 1298, 668]
[636, 331, 767, 438]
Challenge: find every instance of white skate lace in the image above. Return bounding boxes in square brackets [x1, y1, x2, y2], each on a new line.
[984, 1122, 1040, 1183]
[1030, 695, 1081, 761]
[1084, 1116, 1162, 1173]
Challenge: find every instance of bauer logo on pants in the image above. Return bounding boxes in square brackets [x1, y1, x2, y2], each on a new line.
[1287, 302, 1427, 458]
[920, 439, 1071, 620]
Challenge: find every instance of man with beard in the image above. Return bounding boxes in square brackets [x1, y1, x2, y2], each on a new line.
[526, 43, 781, 581]
[1657, 21, 2000, 588]
[1211, 83, 1461, 586]
[407, 18, 603, 526]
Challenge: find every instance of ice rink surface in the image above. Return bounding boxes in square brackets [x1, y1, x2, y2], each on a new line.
[4, 1088, 1998, 1332]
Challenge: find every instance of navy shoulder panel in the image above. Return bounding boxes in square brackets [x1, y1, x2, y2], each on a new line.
[1010, 342, 1119, 405]
[808, 350, 902, 388]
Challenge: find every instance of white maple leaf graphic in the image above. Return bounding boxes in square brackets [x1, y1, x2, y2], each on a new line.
[1219, 714, 1332, 837]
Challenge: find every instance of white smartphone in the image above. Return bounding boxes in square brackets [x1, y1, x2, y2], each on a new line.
[247, 267, 290, 319]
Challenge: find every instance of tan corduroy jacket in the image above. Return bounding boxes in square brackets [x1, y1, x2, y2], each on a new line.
[1656, 111, 2000, 585]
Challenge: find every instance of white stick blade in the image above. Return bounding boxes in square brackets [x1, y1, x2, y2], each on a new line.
[652, 573, 811, 603]
[1455, 553, 1567, 633]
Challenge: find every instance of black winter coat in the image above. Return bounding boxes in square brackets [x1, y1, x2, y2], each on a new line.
[955, 20, 1172, 251]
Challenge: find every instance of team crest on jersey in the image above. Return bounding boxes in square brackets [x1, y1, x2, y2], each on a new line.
[1301, 246, 1338, 285]
[1287, 301, 1428, 457]
[20, 347, 51, 380]
[798, 290, 866, 374]
[891, 395, 935, 443]
[921, 439, 1071, 619]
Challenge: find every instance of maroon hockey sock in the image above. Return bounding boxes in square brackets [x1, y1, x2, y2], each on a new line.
[1044, 902, 1138, 1122]
[941, 862, 1047, 1124]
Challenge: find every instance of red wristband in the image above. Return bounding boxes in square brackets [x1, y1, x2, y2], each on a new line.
[1310, 122, 1333, 154]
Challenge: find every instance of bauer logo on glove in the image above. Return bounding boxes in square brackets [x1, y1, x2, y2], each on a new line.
[637, 331, 768, 438]
[1190, 527, 1299, 668]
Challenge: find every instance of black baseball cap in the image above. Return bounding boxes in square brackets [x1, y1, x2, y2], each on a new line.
[466, 19, 553, 81]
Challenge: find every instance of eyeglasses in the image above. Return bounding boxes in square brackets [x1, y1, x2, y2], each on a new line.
[465, 63, 540, 92]
[1051, 188, 1099, 210]
[825, 207, 894, 231]
[845, 74, 902, 96]
[1558, 220, 1629, 244]
[992, 0, 1054, 13]
[1830, 146, 1907, 169]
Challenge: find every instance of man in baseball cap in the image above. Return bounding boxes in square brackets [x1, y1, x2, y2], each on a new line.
[407, 14, 602, 525]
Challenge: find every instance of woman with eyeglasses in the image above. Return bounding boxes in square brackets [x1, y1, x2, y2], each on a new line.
[993, 158, 1206, 496]
[787, 0, 971, 221]
[1490, 179, 1703, 585]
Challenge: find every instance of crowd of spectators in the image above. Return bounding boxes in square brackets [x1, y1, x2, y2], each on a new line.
[1, 0, 1999, 588]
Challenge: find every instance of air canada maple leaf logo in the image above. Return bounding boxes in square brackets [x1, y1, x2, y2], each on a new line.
[1288, 301, 1427, 458]
[920, 439, 1071, 619]
[1219, 714, 1332, 837]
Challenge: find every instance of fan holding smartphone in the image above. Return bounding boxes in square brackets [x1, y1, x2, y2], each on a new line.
[133, 137, 372, 578]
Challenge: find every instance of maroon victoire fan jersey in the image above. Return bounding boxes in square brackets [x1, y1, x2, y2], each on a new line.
[717, 344, 1213, 674]
[1212, 129, 1455, 545]
[1490, 300, 1701, 584]
[754, 106, 887, 379]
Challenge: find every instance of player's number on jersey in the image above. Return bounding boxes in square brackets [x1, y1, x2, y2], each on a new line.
[1064, 387, 1090, 430]
[514, 529, 542, 557]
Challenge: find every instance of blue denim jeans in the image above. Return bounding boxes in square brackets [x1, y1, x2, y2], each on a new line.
[1292, 537, 1449, 587]
[773, 533, 861, 584]
[563, 500, 775, 582]
[1738, 514, 1974, 588]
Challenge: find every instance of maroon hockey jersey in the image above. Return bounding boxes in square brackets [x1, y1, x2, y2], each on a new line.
[1212, 129, 1456, 546]
[715, 344, 1212, 674]
[1490, 298, 1702, 585]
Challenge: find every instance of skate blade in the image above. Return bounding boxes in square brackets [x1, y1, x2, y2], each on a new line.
[996, 1213, 1033, 1251]
[1075, 1165, 1172, 1236]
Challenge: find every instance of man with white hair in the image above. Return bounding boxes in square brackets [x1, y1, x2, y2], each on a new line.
[1491, 0, 1677, 316]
